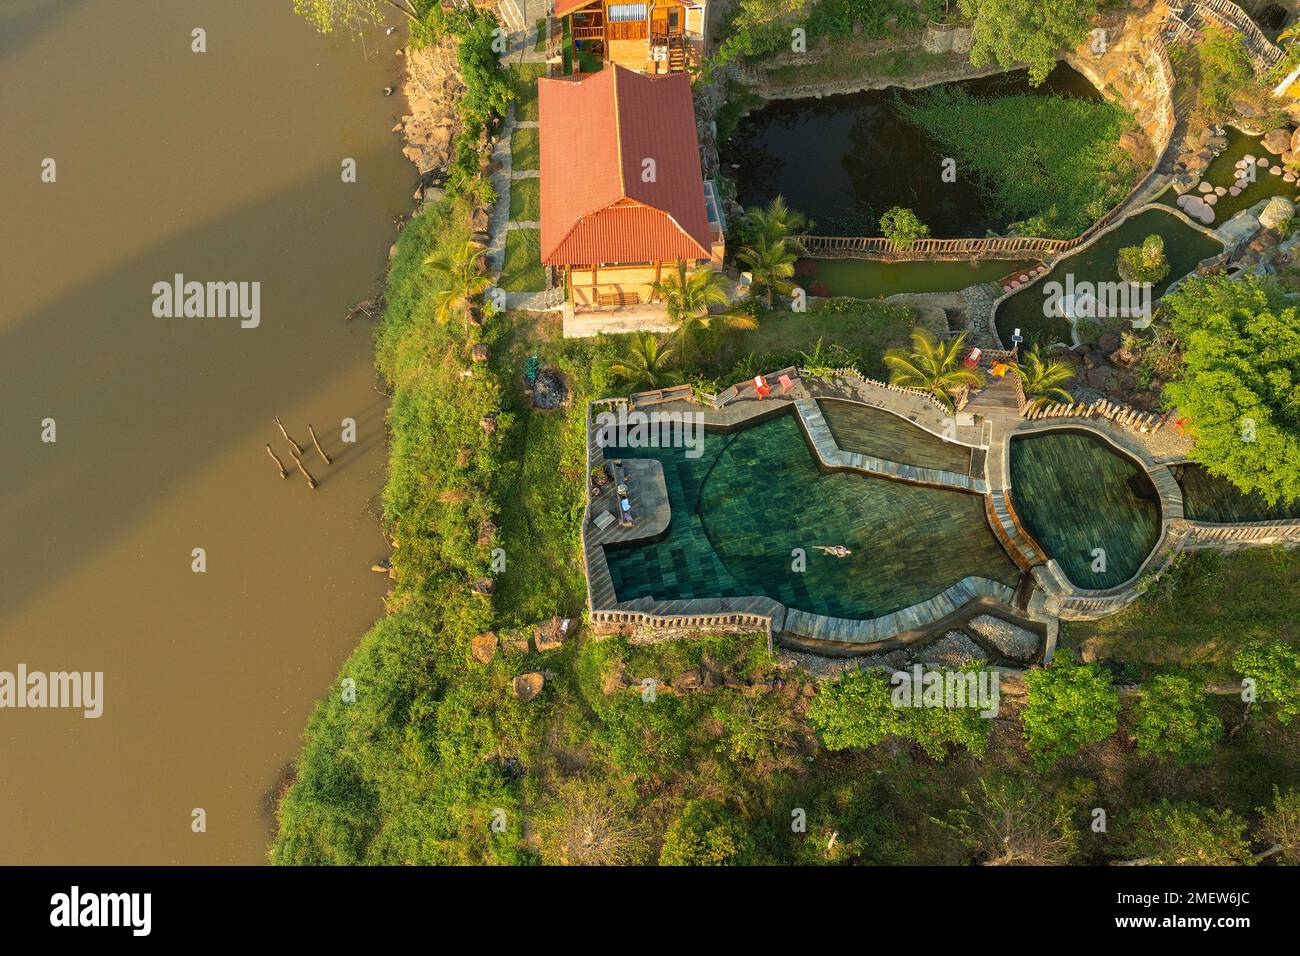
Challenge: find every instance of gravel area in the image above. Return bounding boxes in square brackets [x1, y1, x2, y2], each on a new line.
[915, 631, 987, 667]
[966, 615, 1041, 661]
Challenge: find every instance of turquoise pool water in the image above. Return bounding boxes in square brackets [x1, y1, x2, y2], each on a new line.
[1176, 462, 1300, 523]
[603, 413, 1018, 620]
[993, 208, 1224, 347]
[1009, 430, 1162, 589]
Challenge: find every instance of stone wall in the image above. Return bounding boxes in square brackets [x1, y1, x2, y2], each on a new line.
[920, 20, 973, 55]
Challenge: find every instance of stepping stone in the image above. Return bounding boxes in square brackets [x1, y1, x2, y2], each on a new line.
[1018, 274, 1028, 282]
[1198, 181, 1213, 192]
[1272, 164, 1283, 175]
[1287, 173, 1297, 184]
[1204, 193, 1217, 205]
[1259, 157, 1271, 167]
[1215, 186, 1227, 196]
[1229, 185, 1241, 196]
[1197, 206, 1215, 224]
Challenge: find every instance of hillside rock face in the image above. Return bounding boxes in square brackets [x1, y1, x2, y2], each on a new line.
[398, 37, 464, 178]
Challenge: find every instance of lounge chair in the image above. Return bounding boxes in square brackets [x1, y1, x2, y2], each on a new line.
[778, 374, 794, 394]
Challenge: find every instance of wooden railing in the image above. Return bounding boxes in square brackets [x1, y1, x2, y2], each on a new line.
[1188, 0, 1286, 72]
[799, 235, 1078, 261]
[572, 25, 604, 39]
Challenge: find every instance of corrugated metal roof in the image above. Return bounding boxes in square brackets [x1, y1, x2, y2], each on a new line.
[538, 66, 711, 266]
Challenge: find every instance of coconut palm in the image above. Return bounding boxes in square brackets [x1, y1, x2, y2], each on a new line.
[1012, 345, 1075, 413]
[883, 328, 985, 413]
[607, 332, 678, 391]
[651, 260, 757, 362]
[737, 235, 799, 308]
[424, 239, 492, 325]
[741, 195, 811, 249]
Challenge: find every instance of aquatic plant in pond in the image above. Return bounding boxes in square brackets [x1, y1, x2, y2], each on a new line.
[893, 80, 1139, 238]
[1009, 430, 1162, 590]
[722, 65, 1103, 237]
[603, 413, 1018, 619]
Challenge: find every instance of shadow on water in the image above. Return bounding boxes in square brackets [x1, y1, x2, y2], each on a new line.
[721, 63, 1103, 237]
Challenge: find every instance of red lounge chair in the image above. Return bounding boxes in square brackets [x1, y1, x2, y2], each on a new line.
[963, 347, 982, 368]
[753, 375, 771, 399]
[778, 374, 794, 394]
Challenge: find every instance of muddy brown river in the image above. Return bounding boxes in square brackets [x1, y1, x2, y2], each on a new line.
[0, 0, 411, 863]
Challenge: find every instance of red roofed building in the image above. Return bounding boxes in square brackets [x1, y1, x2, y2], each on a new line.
[539, 65, 725, 318]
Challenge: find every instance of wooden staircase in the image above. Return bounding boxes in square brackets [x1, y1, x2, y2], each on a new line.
[985, 489, 1050, 571]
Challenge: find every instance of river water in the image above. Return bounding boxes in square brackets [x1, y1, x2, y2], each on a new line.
[0, 1, 411, 863]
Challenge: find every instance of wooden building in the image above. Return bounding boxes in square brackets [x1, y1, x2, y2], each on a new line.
[556, 0, 708, 74]
[538, 65, 725, 317]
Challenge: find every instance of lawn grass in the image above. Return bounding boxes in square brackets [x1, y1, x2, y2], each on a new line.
[713, 301, 914, 380]
[510, 176, 540, 221]
[534, 18, 547, 52]
[500, 229, 546, 293]
[510, 62, 547, 122]
[511, 126, 539, 171]
[1059, 548, 1300, 680]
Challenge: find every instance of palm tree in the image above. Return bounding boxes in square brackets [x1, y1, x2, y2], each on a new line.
[423, 240, 492, 325]
[651, 260, 757, 363]
[1012, 345, 1075, 413]
[883, 328, 985, 413]
[741, 195, 811, 249]
[607, 332, 678, 391]
[737, 235, 798, 308]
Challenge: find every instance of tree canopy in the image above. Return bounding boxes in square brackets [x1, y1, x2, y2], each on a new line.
[1162, 275, 1300, 506]
[1021, 660, 1119, 765]
[958, 0, 1098, 86]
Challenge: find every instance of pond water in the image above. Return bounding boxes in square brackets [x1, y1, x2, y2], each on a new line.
[604, 413, 1018, 620]
[1009, 430, 1162, 590]
[1175, 463, 1300, 523]
[993, 207, 1225, 347]
[723, 64, 1102, 237]
[1, 1, 409, 863]
[1155, 126, 1300, 224]
[797, 257, 1039, 299]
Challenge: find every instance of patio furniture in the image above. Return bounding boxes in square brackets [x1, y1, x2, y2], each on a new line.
[778, 373, 794, 394]
[593, 509, 615, 531]
[715, 385, 738, 408]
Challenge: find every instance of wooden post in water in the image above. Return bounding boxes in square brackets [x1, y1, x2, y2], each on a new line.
[274, 416, 304, 455]
[290, 448, 318, 490]
[265, 443, 288, 479]
[308, 424, 333, 465]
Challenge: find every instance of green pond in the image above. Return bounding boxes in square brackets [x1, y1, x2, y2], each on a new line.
[1156, 126, 1300, 225]
[603, 413, 1019, 620]
[797, 257, 1039, 300]
[1009, 430, 1162, 590]
[994, 208, 1224, 347]
[1175, 462, 1300, 523]
[819, 398, 974, 474]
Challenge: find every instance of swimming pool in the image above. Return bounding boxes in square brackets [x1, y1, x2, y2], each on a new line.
[603, 412, 1018, 620]
[1176, 462, 1300, 523]
[1009, 430, 1162, 589]
[819, 398, 973, 474]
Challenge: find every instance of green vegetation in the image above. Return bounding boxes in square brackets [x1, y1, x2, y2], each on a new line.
[509, 62, 547, 123]
[1117, 234, 1170, 285]
[958, 0, 1096, 86]
[651, 260, 757, 362]
[1011, 345, 1074, 413]
[895, 86, 1138, 238]
[534, 18, 547, 53]
[1162, 275, 1300, 507]
[1060, 548, 1300, 680]
[1020, 660, 1119, 766]
[880, 206, 930, 250]
[509, 176, 540, 221]
[1135, 674, 1224, 765]
[884, 328, 984, 413]
[1121, 801, 1254, 865]
[511, 126, 539, 171]
[423, 238, 491, 324]
[1234, 642, 1300, 726]
[500, 229, 546, 293]
[608, 331, 680, 391]
[808, 670, 991, 761]
[292, 0, 421, 33]
[1196, 26, 1255, 121]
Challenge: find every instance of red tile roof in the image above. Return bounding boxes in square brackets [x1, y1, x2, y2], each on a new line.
[554, 0, 599, 16]
[538, 66, 711, 267]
